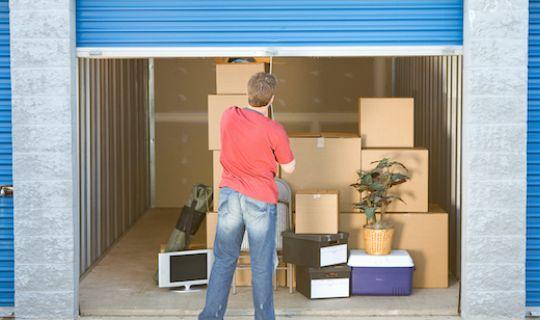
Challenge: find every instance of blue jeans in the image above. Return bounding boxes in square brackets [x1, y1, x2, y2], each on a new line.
[199, 187, 277, 320]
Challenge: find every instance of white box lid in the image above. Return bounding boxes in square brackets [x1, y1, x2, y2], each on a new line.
[347, 249, 414, 267]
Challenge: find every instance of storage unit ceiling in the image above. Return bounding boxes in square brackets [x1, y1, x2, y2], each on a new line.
[76, 0, 463, 57]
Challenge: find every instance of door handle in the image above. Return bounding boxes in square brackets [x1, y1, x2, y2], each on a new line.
[0, 185, 13, 197]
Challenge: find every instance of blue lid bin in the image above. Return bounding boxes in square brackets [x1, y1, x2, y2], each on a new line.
[348, 249, 415, 296]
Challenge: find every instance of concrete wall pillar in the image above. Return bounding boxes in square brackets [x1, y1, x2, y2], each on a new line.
[9, 0, 78, 319]
[462, 0, 528, 319]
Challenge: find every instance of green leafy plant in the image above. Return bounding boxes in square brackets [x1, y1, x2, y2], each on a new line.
[351, 158, 410, 229]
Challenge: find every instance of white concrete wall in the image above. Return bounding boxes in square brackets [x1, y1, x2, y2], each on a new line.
[9, 0, 78, 319]
[461, 0, 528, 319]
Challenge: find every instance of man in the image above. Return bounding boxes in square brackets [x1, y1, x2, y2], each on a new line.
[199, 72, 295, 320]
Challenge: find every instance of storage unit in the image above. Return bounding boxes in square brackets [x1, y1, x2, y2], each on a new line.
[361, 148, 429, 212]
[282, 231, 348, 267]
[0, 0, 475, 316]
[359, 98, 414, 148]
[348, 250, 414, 296]
[295, 190, 339, 234]
[282, 133, 361, 212]
[208, 95, 248, 150]
[72, 46, 465, 319]
[72, 56, 465, 318]
[339, 207, 448, 288]
[295, 265, 351, 299]
[216, 63, 266, 94]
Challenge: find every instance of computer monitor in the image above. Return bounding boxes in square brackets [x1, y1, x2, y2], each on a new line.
[158, 249, 214, 289]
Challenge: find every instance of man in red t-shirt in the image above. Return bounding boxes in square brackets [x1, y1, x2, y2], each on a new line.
[199, 72, 295, 320]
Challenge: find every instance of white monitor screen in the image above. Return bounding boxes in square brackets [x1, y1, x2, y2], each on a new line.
[169, 253, 208, 282]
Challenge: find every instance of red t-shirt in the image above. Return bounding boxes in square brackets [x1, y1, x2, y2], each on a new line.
[219, 107, 294, 204]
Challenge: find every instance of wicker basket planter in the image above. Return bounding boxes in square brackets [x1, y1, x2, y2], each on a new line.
[363, 226, 394, 255]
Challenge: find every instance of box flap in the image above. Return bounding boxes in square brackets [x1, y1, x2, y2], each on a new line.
[347, 249, 414, 267]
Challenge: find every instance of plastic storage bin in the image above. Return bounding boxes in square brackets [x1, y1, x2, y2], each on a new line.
[348, 249, 414, 296]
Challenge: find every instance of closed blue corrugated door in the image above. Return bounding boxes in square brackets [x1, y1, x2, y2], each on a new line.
[529, 0, 540, 308]
[0, 0, 14, 307]
[76, 0, 463, 47]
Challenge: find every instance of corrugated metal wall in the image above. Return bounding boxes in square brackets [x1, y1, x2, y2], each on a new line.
[78, 58, 150, 274]
[0, 0, 13, 307]
[76, 0, 463, 48]
[395, 56, 462, 276]
[528, 0, 540, 307]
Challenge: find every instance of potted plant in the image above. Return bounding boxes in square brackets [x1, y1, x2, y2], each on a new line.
[351, 158, 410, 255]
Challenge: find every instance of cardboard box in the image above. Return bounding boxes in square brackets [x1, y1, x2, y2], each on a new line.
[361, 148, 428, 212]
[213, 151, 222, 211]
[295, 190, 339, 234]
[206, 212, 218, 248]
[235, 253, 287, 287]
[281, 133, 362, 212]
[206, 221, 287, 287]
[208, 95, 248, 150]
[339, 206, 448, 288]
[359, 98, 414, 148]
[216, 63, 266, 94]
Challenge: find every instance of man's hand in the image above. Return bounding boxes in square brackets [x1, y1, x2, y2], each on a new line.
[280, 159, 296, 174]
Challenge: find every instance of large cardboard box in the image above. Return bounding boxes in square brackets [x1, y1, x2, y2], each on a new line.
[359, 98, 414, 148]
[339, 206, 448, 288]
[295, 190, 339, 234]
[235, 253, 287, 287]
[281, 133, 362, 212]
[208, 95, 248, 150]
[362, 148, 428, 212]
[216, 63, 266, 94]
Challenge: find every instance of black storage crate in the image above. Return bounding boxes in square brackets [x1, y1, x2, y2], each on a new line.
[282, 231, 348, 267]
[296, 265, 351, 299]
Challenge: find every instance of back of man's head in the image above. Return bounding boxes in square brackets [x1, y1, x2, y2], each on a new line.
[247, 72, 276, 108]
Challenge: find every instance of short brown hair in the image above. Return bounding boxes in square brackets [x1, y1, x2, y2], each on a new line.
[247, 72, 276, 107]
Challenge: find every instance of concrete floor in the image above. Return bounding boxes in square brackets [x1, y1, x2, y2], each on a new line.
[80, 209, 460, 318]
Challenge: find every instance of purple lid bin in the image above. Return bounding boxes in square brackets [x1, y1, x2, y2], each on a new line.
[347, 249, 414, 296]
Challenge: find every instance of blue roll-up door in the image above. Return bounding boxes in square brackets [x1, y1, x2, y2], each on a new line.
[0, 0, 14, 307]
[76, 0, 463, 48]
[529, 0, 540, 308]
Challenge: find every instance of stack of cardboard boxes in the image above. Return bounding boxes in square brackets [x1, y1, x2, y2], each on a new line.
[339, 98, 448, 288]
[205, 63, 448, 290]
[206, 63, 288, 287]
